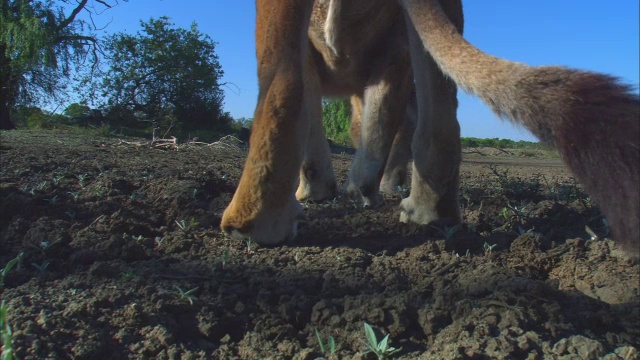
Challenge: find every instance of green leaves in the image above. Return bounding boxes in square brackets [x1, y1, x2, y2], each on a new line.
[322, 98, 352, 145]
[1, 0, 120, 128]
[101, 17, 226, 131]
[1, 300, 14, 360]
[361, 322, 401, 359]
[0, 253, 22, 287]
[315, 328, 336, 356]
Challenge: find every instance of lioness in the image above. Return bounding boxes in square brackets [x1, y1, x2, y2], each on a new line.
[221, 0, 639, 257]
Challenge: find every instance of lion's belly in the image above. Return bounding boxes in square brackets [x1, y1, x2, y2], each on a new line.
[307, 0, 409, 96]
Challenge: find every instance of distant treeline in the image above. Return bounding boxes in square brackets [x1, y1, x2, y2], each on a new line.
[321, 98, 541, 149]
[460, 137, 541, 150]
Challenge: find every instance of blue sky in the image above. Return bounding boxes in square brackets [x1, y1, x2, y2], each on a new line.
[96, 0, 639, 141]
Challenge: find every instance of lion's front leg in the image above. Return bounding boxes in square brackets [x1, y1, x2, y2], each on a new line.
[220, 0, 314, 246]
[296, 59, 337, 202]
[345, 55, 412, 207]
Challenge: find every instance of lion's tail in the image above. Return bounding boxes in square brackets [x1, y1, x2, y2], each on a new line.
[404, 0, 640, 256]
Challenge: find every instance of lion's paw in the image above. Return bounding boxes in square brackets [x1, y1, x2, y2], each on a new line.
[399, 196, 439, 224]
[221, 196, 303, 246]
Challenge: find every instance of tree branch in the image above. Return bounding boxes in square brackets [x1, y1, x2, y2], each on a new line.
[58, 0, 89, 31]
[55, 35, 98, 45]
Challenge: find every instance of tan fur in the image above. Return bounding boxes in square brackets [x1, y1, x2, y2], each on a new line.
[222, 0, 639, 258]
[401, 0, 639, 256]
[350, 93, 416, 194]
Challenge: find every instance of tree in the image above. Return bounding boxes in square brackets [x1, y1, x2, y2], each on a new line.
[100, 17, 227, 132]
[322, 98, 351, 145]
[0, 0, 124, 130]
[64, 102, 103, 126]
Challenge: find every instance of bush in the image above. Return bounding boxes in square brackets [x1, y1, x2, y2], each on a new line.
[322, 98, 351, 146]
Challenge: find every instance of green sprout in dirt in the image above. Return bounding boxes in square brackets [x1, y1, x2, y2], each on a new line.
[500, 207, 510, 221]
[483, 242, 497, 254]
[20, 184, 31, 194]
[52, 174, 65, 185]
[174, 286, 198, 305]
[584, 225, 600, 241]
[45, 195, 59, 206]
[76, 174, 90, 188]
[154, 236, 165, 247]
[35, 181, 48, 191]
[517, 226, 534, 236]
[1, 301, 15, 360]
[93, 186, 108, 197]
[245, 238, 254, 254]
[500, 202, 532, 226]
[361, 322, 401, 359]
[65, 210, 76, 220]
[129, 190, 143, 201]
[220, 249, 232, 268]
[175, 218, 198, 232]
[31, 261, 50, 274]
[431, 224, 462, 241]
[191, 188, 200, 199]
[68, 191, 80, 202]
[121, 271, 135, 281]
[315, 328, 337, 357]
[1, 253, 23, 287]
[30, 240, 58, 256]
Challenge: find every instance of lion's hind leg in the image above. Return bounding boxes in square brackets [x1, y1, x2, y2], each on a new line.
[399, 6, 463, 226]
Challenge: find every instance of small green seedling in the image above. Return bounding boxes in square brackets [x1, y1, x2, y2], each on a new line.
[432, 224, 462, 240]
[220, 249, 231, 268]
[174, 286, 198, 305]
[30, 240, 57, 255]
[517, 226, 534, 235]
[1, 253, 23, 287]
[76, 174, 89, 188]
[1, 300, 15, 360]
[500, 207, 510, 220]
[154, 236, 165, 247]
[31, 261, 50, 274]
[121, 271, 135, 281]
[65, 210, 76, 220]
[245, 238, 254, 254]
[175, 218, 198, 232]
[35, 181, 48, 191]
[45, 195, 59, 206]
[53, 174, 65, 185]
[315, 329, 336, 356]
[68, 191, 80, 202]
[129, 190, 143, 201]
[483, 242, 497, 254]
[361, 322, 401, 359]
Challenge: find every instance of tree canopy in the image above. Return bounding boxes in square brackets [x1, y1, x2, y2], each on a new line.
[100, 17, 228, 132]
[322, 98, 352, 145]
[0, 0, 123, 129]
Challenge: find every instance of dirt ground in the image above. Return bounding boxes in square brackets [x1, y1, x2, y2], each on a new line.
[0, 129, 638, 360]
